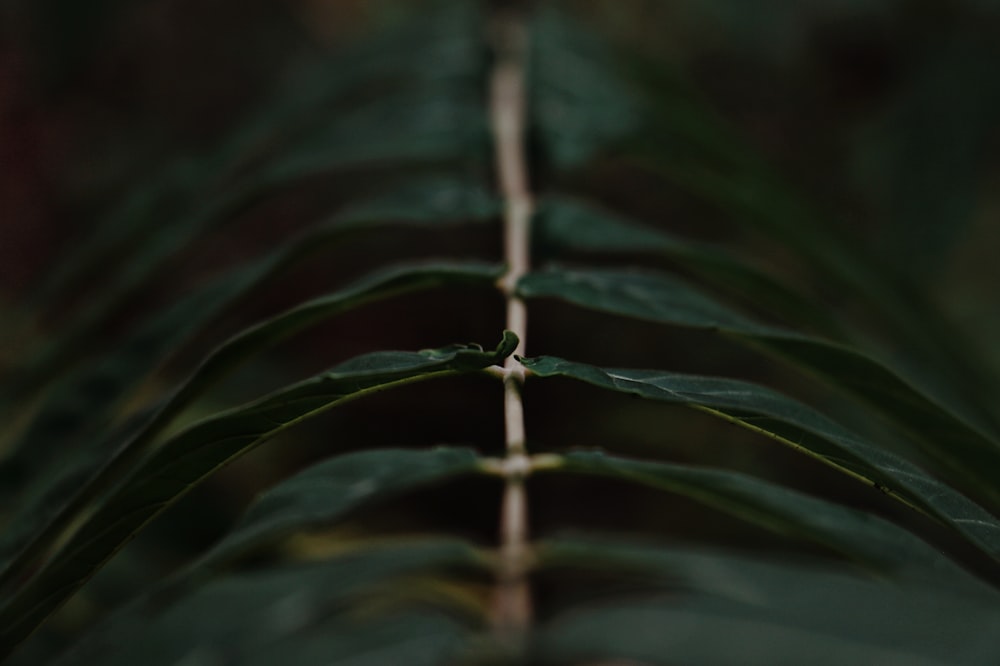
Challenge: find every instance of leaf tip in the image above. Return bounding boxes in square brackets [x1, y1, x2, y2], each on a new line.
[496, 330, 520, 359]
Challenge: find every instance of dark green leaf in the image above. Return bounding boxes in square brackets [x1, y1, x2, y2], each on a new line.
[540, 450, 966, 575]
[4, 1, 491, 418]
[26, 3, 486, 316]
[522, 356, 1000, 565]
[518, 268, 1000, 511]
[3, 173, 499, 469]
[538, 536, 999, 599]
[535, 571, 1000, 665]
[534, 538, 1000, 665]
[242, 610, 475, 666]
[534, 196, 845, 335]
[191, 447, 486, 572]
[0, 261, 503, 592]
[53, 540, 485, 666]
[0, 335, 515, 657]
[1, 168, 497, 425]
[530, 7, 639, 168]
[626, 57, 1000, 438]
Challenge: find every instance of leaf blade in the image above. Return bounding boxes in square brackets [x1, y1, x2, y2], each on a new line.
[0, 261, 503, 595]
[523, 356, 1000, 567]
[535, 537, 1000, 666]
[54, 539, 486, 666]
[0, 335, 515, 657]
[518, 268, 1000, 511]
[193, 447, 487, 572]
[542, 450, 965, 575]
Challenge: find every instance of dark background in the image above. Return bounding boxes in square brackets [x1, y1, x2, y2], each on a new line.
[2, 0, 1000, 657]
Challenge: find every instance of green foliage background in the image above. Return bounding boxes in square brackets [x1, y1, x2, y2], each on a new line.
[1, 0, 1000, 663]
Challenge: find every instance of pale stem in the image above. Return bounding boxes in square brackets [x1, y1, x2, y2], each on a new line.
[489, 7, 534, 643]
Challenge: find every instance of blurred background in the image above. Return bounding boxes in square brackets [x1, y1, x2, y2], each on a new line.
[2, 0, 999, 336]
[2, 0, 1000, 659]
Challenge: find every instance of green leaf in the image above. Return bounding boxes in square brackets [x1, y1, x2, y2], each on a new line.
[522, 356, 1000, 566]
[538, 536, 998, 599]
[0, 335, 515, 657]
[333, 173, 500, 228]
[617, 41, 1000, 441]
[256, 88, 487, 188]
[26, 3, 486, 316]
[53, 540, 485, 666]
[0, 261, 503, 593]
[534, 538, 1000, 666]
[241, 610, 475, 666]
[205, 5, 486, 181]
[4, 1, 491, 415]
[530, 7, 639, 168]
[517, 268, 1000, 511]
[534, 556, 1000, 665]
[191, 447, 486, 573]
[2, 174, 499, 470]
[540, 450, 967, 575]
[534, 196, 845, 335]
[1, 171, 498, 429]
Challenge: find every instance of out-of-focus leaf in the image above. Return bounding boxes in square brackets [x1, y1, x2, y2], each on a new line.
[1, 174, 499, 477]
[257, 86, 487, 187]
[866, 33, 1000, 270]
[522, 356, 1000, 565]
[518, 268, 1000, 510]
[540, 450, 970, 575]
[0, 333, 517, 657]
[53, 540, 485, 666]
[0, 262, 503, 594]
[534, 196, 844, 335]
[242, 610, 475, 666]
[596, 10, 1000, 436]
[207, 5, 486, 180]
[28, 3, 485, 313]
[534, 539, 1000, 666]
[530, 7, 639, 169]
[191, 447, 486, 572]
[538, 536, 999, 600]
[5, 4, 490, 415]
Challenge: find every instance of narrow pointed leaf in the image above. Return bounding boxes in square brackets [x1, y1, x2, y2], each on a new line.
[530, 7, 639, 168]
[518, 268, 1000, 510]
[534, 196, 844, 335]
[3, 174, 498, 477]
[26, 4, 484, 313]
[53, 540, 485, 666]
[535, 539, 1000, 665]
[0, 334, 516, 657]
[522, 356, 1000, 565]
[540, 6, 1000, 436]
[0, 261, 503, 592]
[538, 537, 999, 600]
[3, 0, 491, 415]
[542, 450, 965, 575]
[0, 171, 497, 427]
[24, 2, 485, 325]
[191, 447, 486, 572]
[535, 579, 1000, 666]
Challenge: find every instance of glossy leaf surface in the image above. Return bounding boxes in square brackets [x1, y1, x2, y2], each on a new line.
[518, 268, 1000, 510]
[0, 334, 516, 657]
[523, 356, 1000, 563]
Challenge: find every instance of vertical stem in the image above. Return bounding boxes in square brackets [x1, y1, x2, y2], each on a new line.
[489, 6, 534, 644]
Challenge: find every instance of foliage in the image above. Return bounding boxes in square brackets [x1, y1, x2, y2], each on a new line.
[2, 1, 1000, 664]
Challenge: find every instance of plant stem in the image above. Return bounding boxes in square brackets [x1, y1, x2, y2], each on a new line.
[489, 6, 534, 645]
